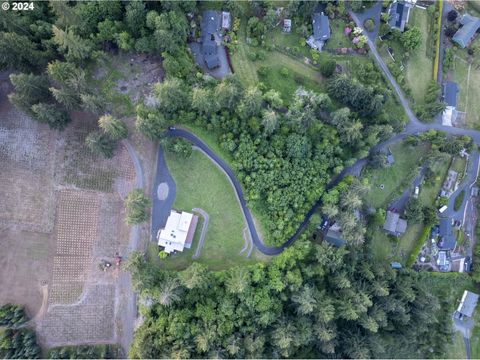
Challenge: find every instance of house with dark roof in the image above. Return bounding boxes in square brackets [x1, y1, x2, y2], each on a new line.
[442, 81, 459, 126]
[306, 12, 331, 51]
[453, 14, 480, 48]
[438, 218, 456, 250]
[383, 211, 408, 236]
[201, 11, 221, 70]
[456, 290, 479, 318]
[388, 1, 414, 32]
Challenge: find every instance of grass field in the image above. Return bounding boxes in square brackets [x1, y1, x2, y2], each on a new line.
[159, 150, 265, 270]
[363, 142, 428, 208]
[453, 54, 480, 129]
[451, 156, 467, 180]
[230, 17, 325, 104]
[405, 8, 434, 103]
[324, 18, 350, 50]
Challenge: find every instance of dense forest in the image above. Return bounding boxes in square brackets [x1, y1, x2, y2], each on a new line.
[127, 239, 458, 358]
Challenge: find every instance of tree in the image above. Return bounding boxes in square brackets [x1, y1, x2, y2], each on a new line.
[292, 286, 317, 315]
[261, 110, 278, 135]
[157, 277, 181, 306]
[0, 304, 27, 327]
[405, 197, 423, 222]
[401, 26, 422, 51]
[8, 73, 52, 116]
[81, 93, 105, 115]
[319, 57, 336, 77]
[98, 115, 128, 140]
[215, 78, 242, 109]
[153, 78, 189, 114]
[124, 189, 150, 225]
[85, 131, 117, 158]
[225, 267, 250, 294]
[238, 86, 262, 119]
[135, 105, 166, 141]
[264, 8, 278, 30]
[148, 10, 189, 53]
[180, 263, 209, 289]
[364, 18, 375, 32]
[31, 103, 70, 130]
[263, 89, 283, 109]
[447, 10, 458, 22]
[0, 32, 44, 71]
[165, 138, 192, 158]
[125, 1, 147, 38]
[192, 87, 218, 116]
[52, 25, 92, 62]
[423, 206, 437, 225]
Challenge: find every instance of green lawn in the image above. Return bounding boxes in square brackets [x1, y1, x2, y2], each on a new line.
[363, 142, 428, 208]
[471, 307, 480, 359]
[324, 18, 351, 50]
[154, 150, 266, 270]
[230, 17, 325, 104]
[445, 332, 467, 359]
[453, 53, 480, 129]
[451, 156, 467, 180]
[405, 8, 435, 104]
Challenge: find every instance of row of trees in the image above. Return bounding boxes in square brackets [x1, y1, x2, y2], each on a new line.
[0, 304, 27, 327]
[127, 238, 456, 359]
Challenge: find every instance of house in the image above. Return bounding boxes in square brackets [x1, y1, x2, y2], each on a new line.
[157, 210, 198, 254]
[437, 250, 450, 272]
[438, 218, 456, 250]
[221, 11, 231, 30]
[324, 229, 346, 247]
[306, 12, 331, 51]
[383, 211, 408, 236]
[201, 11, 221, 70]
[388, 1, 414, 32]
[442, 81, 459, 126]
[452, 14, 480, 48]
[456, 290, 479, 318]
[283, 18, 292, 33]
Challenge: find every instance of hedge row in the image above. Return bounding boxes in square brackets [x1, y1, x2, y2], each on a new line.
[406, 225, 432, 267]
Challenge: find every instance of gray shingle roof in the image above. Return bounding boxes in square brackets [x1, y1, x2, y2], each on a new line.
[444, 81, 459, 107]
[457, 290, 479, 317]
[201, 11, 221, 69]
[324, 229, 346, 247]
[384, 211, 407, 235]
[453, 14, 480, 48]
[312, 13, 331, 41]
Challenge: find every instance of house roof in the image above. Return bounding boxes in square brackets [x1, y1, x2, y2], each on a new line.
[202, 10, 220, 36]
[396, 218, 408, 234]
[444, 81, 459, 107]
[388, 2, 410, 32]
[453, 14, 480, 48]
[384, 211, 400, 233]
[201, 10, 221, 70]
[158, 210, 197, 253]
[457, 290, 479, 317]
[439, 218, 456, 250]
[205, 54, 220, 69]
[324, 229, 346, 247]
[312, 12, 331, 41]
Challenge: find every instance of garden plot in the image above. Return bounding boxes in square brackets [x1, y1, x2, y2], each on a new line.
[40, 284, 116, 347]
[0, 92, 56, 232]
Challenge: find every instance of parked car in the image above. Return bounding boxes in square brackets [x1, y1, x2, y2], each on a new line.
[413, 186, 420, 198]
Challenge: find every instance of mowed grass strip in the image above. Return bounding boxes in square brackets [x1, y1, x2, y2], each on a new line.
[405, 8, 434, 104]
[454, 54, 480, 129]
[161, 150, 257, 270]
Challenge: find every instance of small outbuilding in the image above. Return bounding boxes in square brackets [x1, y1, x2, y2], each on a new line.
[456, 290, 479, 318]
[283, 19, 292, 33]
[324, 229, 346, 247]
[221, 11, 231, 30]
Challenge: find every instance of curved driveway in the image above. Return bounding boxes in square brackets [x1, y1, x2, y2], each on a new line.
[160, 11, 480, 255]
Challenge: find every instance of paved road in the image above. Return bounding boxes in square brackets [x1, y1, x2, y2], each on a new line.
[192, 207, 209, 259]
[390, 167, 425, 213]
[445, 151, 480, 224]
[351, 1, 382, 41]
[150, 146, 176, 241]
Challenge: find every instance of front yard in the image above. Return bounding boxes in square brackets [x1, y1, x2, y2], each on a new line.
[154, 150, 265, 270]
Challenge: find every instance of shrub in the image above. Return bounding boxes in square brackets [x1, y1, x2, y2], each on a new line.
[257, 65, 269, 76]
[257, 50, 266, 60]
[247, 51, 257, 61]
[406, 225, 432, 267]
[364, 18, 375, 32]
[454, 190, 465, 211]
[294, 74, 305, 84]
[280, 67, 289, 76]
[125, 189, 150, 225]
[319, 58, 336, 77]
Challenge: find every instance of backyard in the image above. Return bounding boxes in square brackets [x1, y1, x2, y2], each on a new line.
[366, 142, 451, 263]
[452, 52, 480, 129]
[158, 150, 266, 270]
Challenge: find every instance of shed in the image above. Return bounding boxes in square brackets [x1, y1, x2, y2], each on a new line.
[457, 290, 479, 318]
[283, 19, 292, 33]
[453, 14, 480, 48]
[444, 81, 459, 108]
